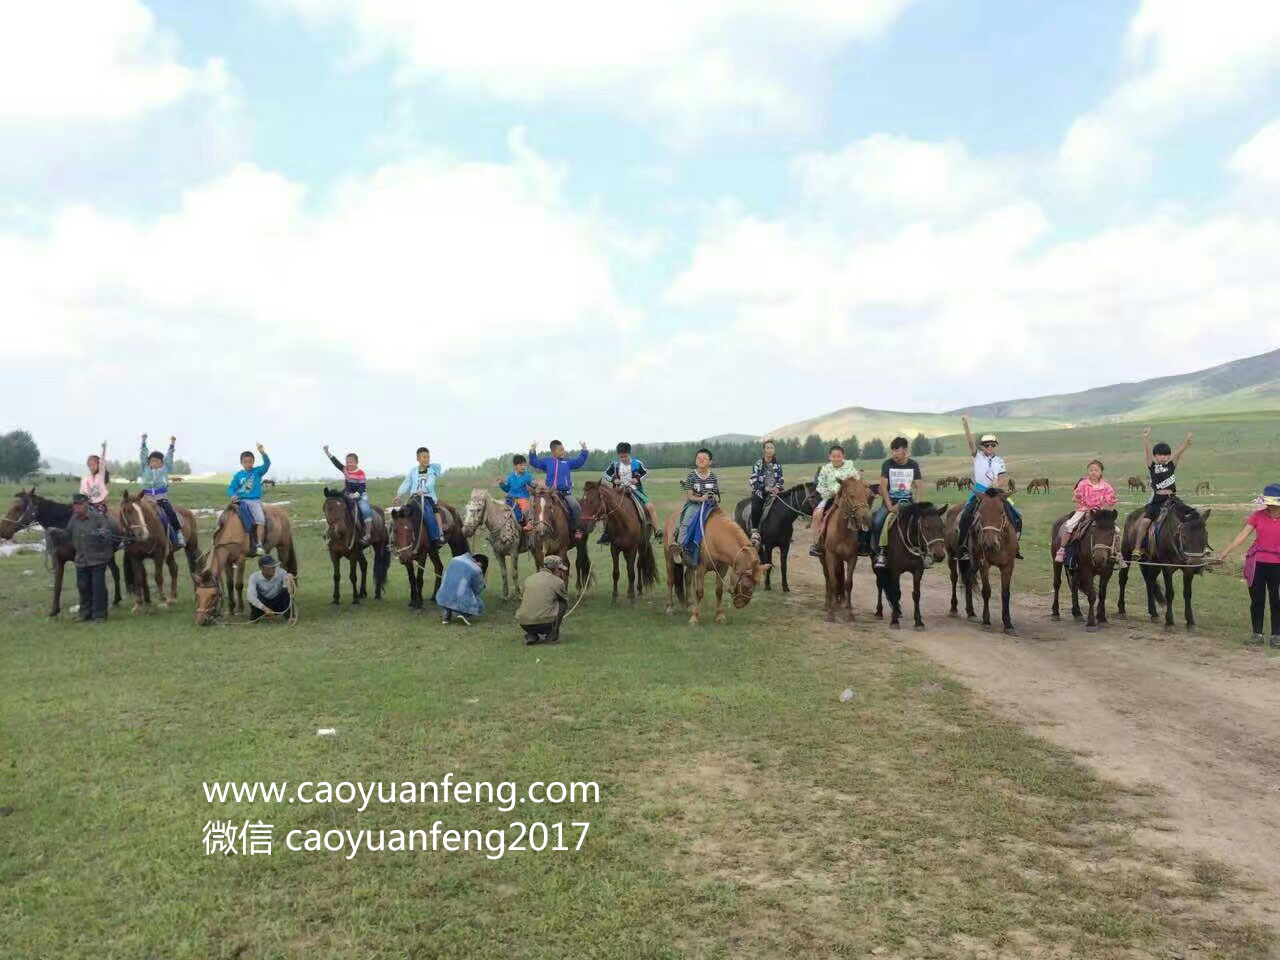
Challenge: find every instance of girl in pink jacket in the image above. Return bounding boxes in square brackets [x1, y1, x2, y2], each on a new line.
[79, 442, 110, 514]
[1056, 459, 1118, 561]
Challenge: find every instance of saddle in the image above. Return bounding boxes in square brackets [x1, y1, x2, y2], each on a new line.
[1064, 514, 1094, 547]
[216, 505, 272, 543]
[619, 487, 648, 530]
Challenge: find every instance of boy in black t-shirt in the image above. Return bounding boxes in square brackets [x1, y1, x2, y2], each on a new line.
[1133, 427, 1193, 557]
[872, 437, 924, 569]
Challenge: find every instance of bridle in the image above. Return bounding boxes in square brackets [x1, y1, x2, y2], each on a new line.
[579, 484, 622, 528]
[324, 497, 357, 552]
[895, 509, 944, 561]
[3, 494, 40, 536]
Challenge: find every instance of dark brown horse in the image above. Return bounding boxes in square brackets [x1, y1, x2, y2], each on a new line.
[1, 488, 125, 616]
[732, 481, 819, 592]
[193, 503, 298, 624]
[115, 490, 200, 611]
[389, 498, 468, 609]
[947, 488, 1018, 631]
[663, 506, 768, 625]
[874, 502, 948, 629]
[1117, 500, 1212, 629]
[580, 480, 658, 603]
[1050, 509, 1119, 629]
[323, 489, 390, 604]
[528, 486, 591, 592]
[818, 476, 874, 623]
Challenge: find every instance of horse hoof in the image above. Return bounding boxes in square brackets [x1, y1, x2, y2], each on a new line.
[825, 613, 837, 624]
[1004, 626, 1017, 635]
[890, 621, 900, 630]
[873, 610, 883, 619]
[715, 614, 727, 624]
[1086, 625, 1098, 633]
[1050, 613, 1060, 621]
[331, 599, 340, 605]
[914, 623, 926, 631]
[966, 614, 976, 621]
[948, 609, 958, 618]
[688, 616, 699, 626]
[665, 606, 673, 616]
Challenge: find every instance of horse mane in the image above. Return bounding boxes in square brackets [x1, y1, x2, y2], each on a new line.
[323, 487, 344, 500]
[27, 490, 73, 527]
[1170, 499, 1199, 521]
[898, 501, 937, 522]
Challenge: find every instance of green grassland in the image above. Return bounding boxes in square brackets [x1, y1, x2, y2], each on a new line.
[1, 414, 1277, 957]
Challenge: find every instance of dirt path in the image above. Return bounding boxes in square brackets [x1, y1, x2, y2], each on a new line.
[779, 530, 1280, 923]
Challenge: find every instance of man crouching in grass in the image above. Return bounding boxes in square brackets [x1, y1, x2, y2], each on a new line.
[248, 555, 295, 622]
[516, 555, 569, 645]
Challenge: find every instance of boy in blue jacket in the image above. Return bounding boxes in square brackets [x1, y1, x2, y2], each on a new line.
[227, 443, 271, 556]
[528, 439, 590, 539]
[496, 453, 535, 530]
[394, 446, 444, 547]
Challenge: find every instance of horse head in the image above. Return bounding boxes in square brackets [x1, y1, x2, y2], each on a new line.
[837, 476, 872, 532]
[388, 506, 416, 560]
[579, 480, 609, 530]
[975, 488, 1011, 553]
[730, 541, 771, 609]
[905, 501, 948, 563]
[1, 488, 38, 539]
[322, 489, 350, 539]
[1170, 504, 1212, 560]
[193, 553, 221, 625]
[794, 482, 821, 516]
[462, 488, 489, 537]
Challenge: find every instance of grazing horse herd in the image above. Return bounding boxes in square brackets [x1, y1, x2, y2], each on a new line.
[1, 471, 1219, 635]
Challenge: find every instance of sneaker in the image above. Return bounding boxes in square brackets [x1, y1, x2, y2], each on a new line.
[523, 632, 543, 646]
[1054, 547, 1066, 562]
[174, 533, 186, 548]
[749, 531, 761, 546]
[922, 556, 934, 569]
[1246, 633, 1264, 646]
[872, 553, 886, 570]
[653, 529, 663, 542]
[1271, 636, 1280, 649]
[441, 615, 451, 625]
[808, 544, 822, 558]
[455, 614, 471, 626]
[252, 545, 265, 557]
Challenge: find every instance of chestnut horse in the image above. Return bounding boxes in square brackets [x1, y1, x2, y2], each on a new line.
[818, 476, 874, 623]
[323, 490, 390, 604]
[1050, 508, 1119, 629]
[193, 503, 297, 624]
[1, 488, 125, 616]
[873, 502, 948, 629]
[950, 488, 1019, 632]
[116, 490, 200, 611]
[389, 498, 468, 609]
[580, 480, 658, 603]
[663, 506, 768, 625]
[528, 486, 591, 592]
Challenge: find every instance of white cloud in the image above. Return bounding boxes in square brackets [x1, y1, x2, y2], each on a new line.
[270, 0, 914, 135]
[1229, 117, 1280, 189]
[670, 134, 1280, 404]
[1057, 0, 1280, 190]
[0, 0, 226, 124]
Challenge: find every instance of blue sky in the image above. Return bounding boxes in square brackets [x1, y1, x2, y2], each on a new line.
[2, 0, 1278, 474]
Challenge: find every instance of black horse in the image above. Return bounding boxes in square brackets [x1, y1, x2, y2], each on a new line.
[733, 482, 820, 592]
[1, 488, 128, 616]
[1117, 499, 1212, 629]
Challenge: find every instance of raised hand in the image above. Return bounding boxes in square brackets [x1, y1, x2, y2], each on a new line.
[169, 436, 176, 446]
[256, 443, 265, 453]
[323, 444, 330, 455]
[1142, 427, 1151, 440]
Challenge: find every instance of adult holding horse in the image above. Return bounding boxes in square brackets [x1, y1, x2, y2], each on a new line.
[818, 475, 873, 623]
[1217, 484, 1280, 647]
[1117, 498, 1212, 630]
[116, 488, 200, 610]
[322, 488, 390, 604]
[733, 481, 818, 592]
[664, 499, 769, 625]
[1, 488, 126, 616]
[955, 418, 1022, 559]
[580, 479, 658, 603]
[1051, 506, 1119, 630]
[463, 488, 534, 600]
[390, 498, 469, 610]
[194, 502, 297, 624]
[952, 488, 1019, 631]
[874, 501, 948, 629]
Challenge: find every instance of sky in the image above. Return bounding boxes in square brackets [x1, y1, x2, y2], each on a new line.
[2, 0, 1279, 476]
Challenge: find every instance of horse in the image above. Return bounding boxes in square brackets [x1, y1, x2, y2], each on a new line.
[115, 490, 200, 611]
[1007, 478, 1017, 494]
[732, 481, 819, 592]
[462, 489, 534, 600]
[935, 478, 950, 491]
[1195, 481, 1211, 495]
[322, 489, 390, 604]
[193, 503, 298, 624]
[816, 476, 874, 623]
[663, 506, 769, 625]
[1, 488, 125, 616]
[527, 486, 591, 592]
[389, 498, 468, 609]
[580, 480, 658, 603]
[956, 477, 974, 492]
[874, 502, 948, 629]
[948, 488, 1018, 631]
[1116, 501, 1212, 629]
[1127, 476, 1147, 493]
[1050, 509, 1119, 629]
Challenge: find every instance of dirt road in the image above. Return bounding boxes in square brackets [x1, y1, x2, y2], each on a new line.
[781, 531, 1280, 923]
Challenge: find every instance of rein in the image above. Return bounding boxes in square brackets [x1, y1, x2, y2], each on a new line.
[895, 511, 943, 561]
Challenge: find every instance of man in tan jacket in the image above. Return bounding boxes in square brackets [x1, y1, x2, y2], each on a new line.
[516, 556, 569, 646]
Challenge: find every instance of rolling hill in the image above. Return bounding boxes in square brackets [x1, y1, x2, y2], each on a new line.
[769, 348, 1280, 442]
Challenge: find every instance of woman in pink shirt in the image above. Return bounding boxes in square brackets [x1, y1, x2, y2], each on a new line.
[78, 441, 110, 514]
[1055, 459, 1118, 562]
[1217, 484, 1280, 647]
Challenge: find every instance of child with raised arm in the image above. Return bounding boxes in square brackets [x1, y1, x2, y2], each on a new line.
[139, 433, 185, 547]
[1132, 427, 1193, 558]
[227, 443, 272, 556]
[323, 444, 373, 546]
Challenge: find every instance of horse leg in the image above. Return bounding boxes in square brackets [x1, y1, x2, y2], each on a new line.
[1142, 565, 1159, 620]
[1001, 562, 1015, 633]
[610, 544, 620, 604]
[1163, 568, 1175, 628]
[350, 555, 362, 605]
[499, 551, 511, 601]
[359, 550, 369, 599]
[912, 567, 924, 629]
[1051, 562, 1062, 620]
[167, 553, 178, 602]
[625, 549, 637, 604]
[714, 571, 727, 624]
[1084, 568, 1098, 629]
[332, 554, 342, 604]
[843, 558, 855, 622]
[948, 555, 959, 616]
[780, 541, 791, 593]
[979, 563, 992, 627]
[763, 543, 773, 591]
[689, 568, 704, 626]
[1096, 568, 1111, 626]
[963, 561, 977, 620]
[108, 556, 122, 606]
[430, 553, 444, 603]
[1070, 571, 1083, 621]
[1117, 559, 1129, 618]
[875, 575, 884, 619]
[823, 555, 838, 623]
[153, 556, 167, 608]
[1182, 570, 1195, 629]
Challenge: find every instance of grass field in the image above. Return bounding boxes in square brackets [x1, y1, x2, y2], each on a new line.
[2, 415, 1277, 957]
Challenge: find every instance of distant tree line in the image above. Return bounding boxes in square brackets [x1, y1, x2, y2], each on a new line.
[0, 429, 41, 482]
[107, 457, 193, 479]
[450, 431, 945, 478]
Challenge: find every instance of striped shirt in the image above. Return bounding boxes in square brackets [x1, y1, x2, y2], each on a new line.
[682, 469, 719, 501]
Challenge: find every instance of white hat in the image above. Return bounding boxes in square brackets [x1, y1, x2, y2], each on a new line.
[979, 433, 999, 444]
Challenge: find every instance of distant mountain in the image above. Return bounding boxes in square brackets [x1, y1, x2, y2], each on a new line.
[770, 348, 1280, 441]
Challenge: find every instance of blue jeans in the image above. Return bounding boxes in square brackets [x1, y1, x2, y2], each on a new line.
[415, 496, 441, 542]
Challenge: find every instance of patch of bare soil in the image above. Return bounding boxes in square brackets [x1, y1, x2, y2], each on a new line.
[782, 528, 1280, 930]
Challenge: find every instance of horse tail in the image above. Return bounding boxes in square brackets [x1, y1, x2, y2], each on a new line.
[374, 539, 391, 590]
[875, 563, 901, 606]
[281, 537, 299, 577]
[672, 552, 686, 604]
[638, 540, 659, 589]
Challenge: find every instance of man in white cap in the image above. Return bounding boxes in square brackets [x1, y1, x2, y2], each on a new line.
[956, 415, 1022, 558]
[516, 555, 569, 645]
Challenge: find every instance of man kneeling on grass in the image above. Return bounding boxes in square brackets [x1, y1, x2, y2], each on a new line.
[247, 555, 295, 622]
[516, 555, 569, 646]
[437, 552, 489, 626]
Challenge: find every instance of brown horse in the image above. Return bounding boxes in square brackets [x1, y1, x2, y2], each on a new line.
[193, 503, 298, 624]
[1, 488, 125, 616]
[1050, 509, 1119, 629]
[1117, 501, 1212, 629]
[389, 497, 468, 609]
[528, 486, 591, 591]
[949, 488, 1019, 631]
[663, 506, 768, 624]
[818, 476, 874, 623]
[1127, 476, 1147, 492]
[115, 490, 200, 611]
[873, 502, 948, 629]
[323, 489, 390, 604]
[580, 480, 658, 603]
